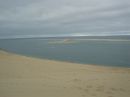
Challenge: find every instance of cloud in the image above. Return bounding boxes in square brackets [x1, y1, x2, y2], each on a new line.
[0, 0, 130, 38]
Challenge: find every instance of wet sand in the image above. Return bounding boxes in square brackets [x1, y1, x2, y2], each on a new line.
[0, 50, 130, 97]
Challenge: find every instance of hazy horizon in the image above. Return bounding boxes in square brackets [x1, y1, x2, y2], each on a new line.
[0, 34, 130, 40]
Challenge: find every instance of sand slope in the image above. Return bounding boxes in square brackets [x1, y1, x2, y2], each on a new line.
[0, 50, 130, 97]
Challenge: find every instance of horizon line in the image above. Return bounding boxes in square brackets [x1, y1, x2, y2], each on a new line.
[0, 34, 130, 39]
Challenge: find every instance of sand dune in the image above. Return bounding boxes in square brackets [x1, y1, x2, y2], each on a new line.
[0, 50, 130, 97]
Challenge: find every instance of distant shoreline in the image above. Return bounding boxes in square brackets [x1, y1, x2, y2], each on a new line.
[0, 35, 130, 40]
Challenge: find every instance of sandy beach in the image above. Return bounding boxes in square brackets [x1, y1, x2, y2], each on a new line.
[0, 50, 130, 97]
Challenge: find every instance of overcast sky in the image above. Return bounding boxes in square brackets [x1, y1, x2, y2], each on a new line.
[0, 0, 130, 38]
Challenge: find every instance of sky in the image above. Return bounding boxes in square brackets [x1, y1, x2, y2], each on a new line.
[0, 0, 130, 38]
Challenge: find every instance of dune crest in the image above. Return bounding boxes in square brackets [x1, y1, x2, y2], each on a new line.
[0, 50, 130, 97]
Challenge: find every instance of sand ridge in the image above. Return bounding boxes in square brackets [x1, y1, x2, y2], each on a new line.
[0, 50, 130, 97]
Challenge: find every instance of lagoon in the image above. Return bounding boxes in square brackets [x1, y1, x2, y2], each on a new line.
[0, 38, 130, 67]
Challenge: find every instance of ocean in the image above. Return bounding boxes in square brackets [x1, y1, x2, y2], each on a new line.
[0, 37, 130, 67]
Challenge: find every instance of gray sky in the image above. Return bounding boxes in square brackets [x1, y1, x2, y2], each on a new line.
[0, 0, 130, 38]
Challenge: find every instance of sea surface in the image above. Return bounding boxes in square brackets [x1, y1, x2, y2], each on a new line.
[0, 38, 130, 67]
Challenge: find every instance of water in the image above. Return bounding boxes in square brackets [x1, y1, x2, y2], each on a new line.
[0, 38, 130, 67]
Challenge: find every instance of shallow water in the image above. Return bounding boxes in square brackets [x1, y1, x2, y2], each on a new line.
[0, 38, 130, 67]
